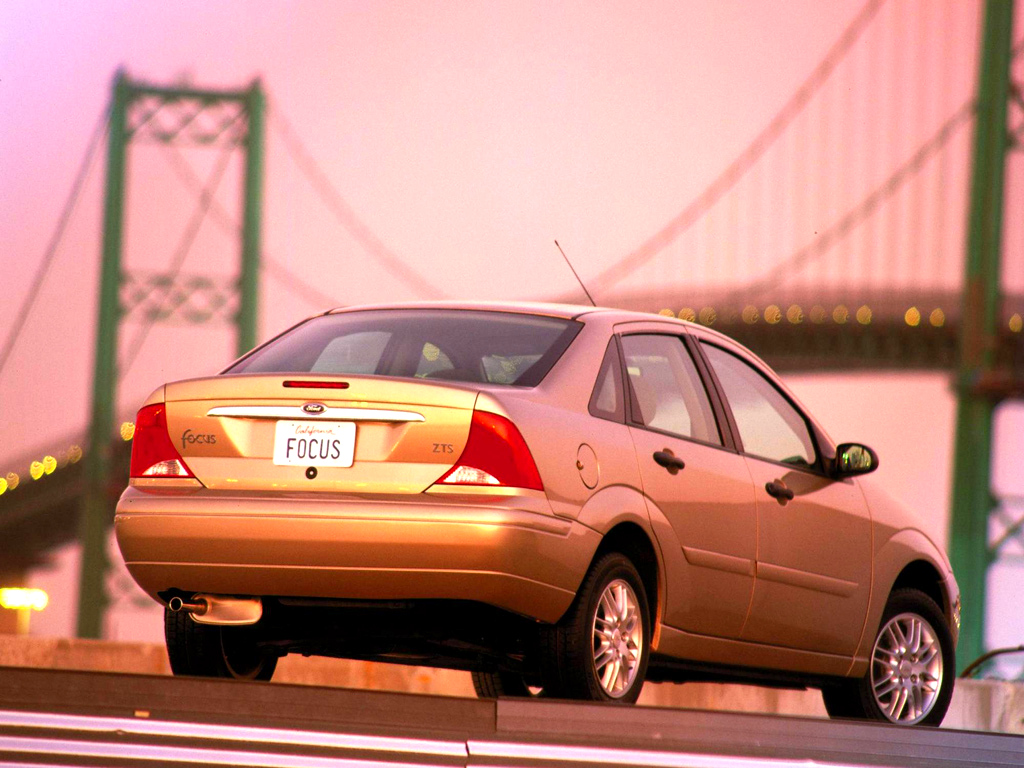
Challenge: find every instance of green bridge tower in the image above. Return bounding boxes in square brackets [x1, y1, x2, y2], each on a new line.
[77, 71, 265, 638]
[949, 0, 1022, 673]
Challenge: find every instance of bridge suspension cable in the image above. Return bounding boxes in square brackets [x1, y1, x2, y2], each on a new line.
[723, 98, 976, 304]
[260, 258, 342, 309]
[268, 98, 447, 299]
[589, 0, 886, 296]
[160, 147, 342, 309]
[161, 93, 452, 309]
[0, 107, 109, 382]
[119, 142, 237, 376]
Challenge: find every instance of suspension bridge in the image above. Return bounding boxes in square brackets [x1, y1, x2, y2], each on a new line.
[0, 0, 1022, 675]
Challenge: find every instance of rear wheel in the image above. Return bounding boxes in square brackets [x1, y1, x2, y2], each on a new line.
[822, 588, 953, 725]
[471, 670, 544, 698]
[543, 552, 650, 703]
[164, 606, 277, 681]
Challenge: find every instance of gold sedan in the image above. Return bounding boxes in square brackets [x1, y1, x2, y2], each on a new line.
[115, 302, 958, 724]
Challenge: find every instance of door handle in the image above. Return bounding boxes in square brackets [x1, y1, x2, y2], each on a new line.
[765, 480, 794, 501]
[653, 450, 686, 474]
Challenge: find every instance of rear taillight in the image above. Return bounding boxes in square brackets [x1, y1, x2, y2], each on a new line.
[129, 403, 195, 478]
[437, 411, 543, 491]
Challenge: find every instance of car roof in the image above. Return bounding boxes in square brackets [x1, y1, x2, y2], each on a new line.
[327, 300, 688, 324]
[326, 300, 602, 319]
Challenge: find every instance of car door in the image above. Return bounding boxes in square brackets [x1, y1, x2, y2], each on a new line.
[698, 339, 872, 656]
[618, 330, 758, 640]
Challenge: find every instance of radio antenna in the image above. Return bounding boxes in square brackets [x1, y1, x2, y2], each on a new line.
[554, 240, 596, 307]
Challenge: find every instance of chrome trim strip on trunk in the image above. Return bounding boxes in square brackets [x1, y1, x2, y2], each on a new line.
[206, 406, 426, 422]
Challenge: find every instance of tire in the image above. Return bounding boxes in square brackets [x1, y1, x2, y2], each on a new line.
[543, 552, 651, 703]
[164, 606, 277, 681]
[822, 588, 954, 726]
[471, 670, 543, 698]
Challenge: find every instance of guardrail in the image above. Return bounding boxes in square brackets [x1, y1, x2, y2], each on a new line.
[0, 667, 1022, 768]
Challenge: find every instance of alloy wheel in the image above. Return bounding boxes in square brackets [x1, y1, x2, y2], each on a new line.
[870, 611, 943, 724]
[591, 578, 643, 698]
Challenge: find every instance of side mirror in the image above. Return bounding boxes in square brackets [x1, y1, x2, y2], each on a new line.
[833, 442, 879, 478]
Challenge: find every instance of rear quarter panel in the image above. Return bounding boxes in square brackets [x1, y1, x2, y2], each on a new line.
[474, 317, 660, 616]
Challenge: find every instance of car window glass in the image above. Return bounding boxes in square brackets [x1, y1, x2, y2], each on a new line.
[482, 354, 542, 384]
[312, 331, 391, 374]
[701, 343, 816, 467]
[230, 310, 582, 387]
[621, 335, 721, 445]
[414, 342, 454, 378]
[589, 340, 624, 422]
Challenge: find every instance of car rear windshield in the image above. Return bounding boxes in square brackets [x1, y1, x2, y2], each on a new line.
[226, 310, 582, 386]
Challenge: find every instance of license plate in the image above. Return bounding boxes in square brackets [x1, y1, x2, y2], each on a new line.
[273, 421, 356, 467]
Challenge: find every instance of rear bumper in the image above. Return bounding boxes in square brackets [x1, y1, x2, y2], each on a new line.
[114, 486, 597, 623]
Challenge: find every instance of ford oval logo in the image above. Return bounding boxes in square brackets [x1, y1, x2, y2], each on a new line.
[302, 403, 326, 415]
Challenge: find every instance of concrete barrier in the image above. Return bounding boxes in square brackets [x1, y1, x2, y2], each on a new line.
[0, 635, 1019, 733]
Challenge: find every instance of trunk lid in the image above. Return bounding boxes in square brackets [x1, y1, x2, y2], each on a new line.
[164, 374, 477, 493]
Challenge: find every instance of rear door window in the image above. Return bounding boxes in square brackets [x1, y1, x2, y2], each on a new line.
[620, 334, 721, 445]
[589, 339, 625, 422]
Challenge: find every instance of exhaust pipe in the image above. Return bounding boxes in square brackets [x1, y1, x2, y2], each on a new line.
[167, 596, 208, 615]
[166, 593, 262, 625]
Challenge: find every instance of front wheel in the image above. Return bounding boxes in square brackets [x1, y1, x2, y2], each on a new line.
[164, 606, 277, 681]
[543, 552, 651, 703]
[822, 588, 954, 725]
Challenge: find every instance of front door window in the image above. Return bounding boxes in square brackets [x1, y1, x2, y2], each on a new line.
[701, 343, 815, 468]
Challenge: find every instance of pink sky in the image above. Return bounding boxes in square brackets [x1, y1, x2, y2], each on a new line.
[0, 0, 991, 461]
[2, 1, 1023, 656]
